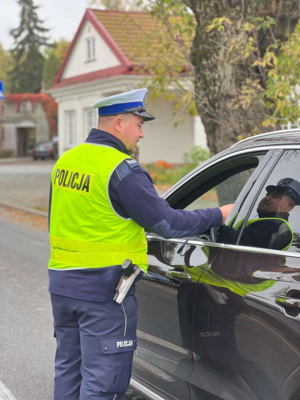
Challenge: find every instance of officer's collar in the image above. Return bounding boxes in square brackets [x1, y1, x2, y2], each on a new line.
[275, 212, 289, 221]
[85, 128, 128, 154]
[257, 209, 289, 221]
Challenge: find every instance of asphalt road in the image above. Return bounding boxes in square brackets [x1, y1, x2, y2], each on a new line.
[0, 159, 55, 211]
[0, 211, 145, 400]
[0, 214, 54, 400]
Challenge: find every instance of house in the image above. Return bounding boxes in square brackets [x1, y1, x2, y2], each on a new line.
[49, 9, 207, 163]
[0, 93, 57, 157]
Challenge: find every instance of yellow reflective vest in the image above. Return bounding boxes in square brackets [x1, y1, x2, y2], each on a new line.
[232, 216, 293, 251]
[182, 216, 293, 297]
[48, 143, 148, 272]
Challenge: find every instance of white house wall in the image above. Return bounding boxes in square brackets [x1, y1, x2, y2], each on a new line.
[2, 124, 17, 153]
[62, 21, 121, 80]
[139, 98, 205, 164]
[51, 77, 208, 163]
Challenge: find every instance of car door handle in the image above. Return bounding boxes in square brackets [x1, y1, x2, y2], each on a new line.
[275, 296, 300, 311]
[166, 271, 192, 282]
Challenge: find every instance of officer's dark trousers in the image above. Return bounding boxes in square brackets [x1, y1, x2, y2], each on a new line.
[50, 294, 138, 400]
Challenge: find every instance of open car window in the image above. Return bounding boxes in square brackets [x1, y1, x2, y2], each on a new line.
[164, 151, 279, 244]
[184, 168, 256, 211]
[236, 150, 300, 254]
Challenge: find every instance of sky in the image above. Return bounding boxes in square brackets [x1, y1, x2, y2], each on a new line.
[0, 0, 101, 51]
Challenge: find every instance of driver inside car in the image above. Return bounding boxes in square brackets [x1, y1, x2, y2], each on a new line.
[218, 177, 300, 250]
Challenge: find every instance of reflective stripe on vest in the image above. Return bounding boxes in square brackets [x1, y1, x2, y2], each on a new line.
[48, 143, 148, 272]
[233, 217, 293, 251]
[50, 249, 148, 268]
[49, 234, 148, 269]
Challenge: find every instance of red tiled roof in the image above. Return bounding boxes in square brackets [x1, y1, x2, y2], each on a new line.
[51, 9, 133, 89]
[92, 9, 165, 64]
[50, 9, 178, 90]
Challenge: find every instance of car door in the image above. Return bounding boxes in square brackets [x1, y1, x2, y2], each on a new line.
[133, 148, 275, 400]
[190, 149, 300, 400]
[133, 237, 205, 400]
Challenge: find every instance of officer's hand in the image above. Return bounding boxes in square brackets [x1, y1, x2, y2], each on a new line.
[219, 204, 234, 225]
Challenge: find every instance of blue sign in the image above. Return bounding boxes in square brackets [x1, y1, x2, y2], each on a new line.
[0, 81, 4, 100]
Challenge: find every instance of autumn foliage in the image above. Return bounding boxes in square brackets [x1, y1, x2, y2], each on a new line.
[155, 160, 172, 169]
[5, 93, 58, 135]
[145, 146, 210, 186]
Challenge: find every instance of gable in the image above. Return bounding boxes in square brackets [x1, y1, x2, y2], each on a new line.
[51, 8, 184, 90]
[61, 20, 121, 80]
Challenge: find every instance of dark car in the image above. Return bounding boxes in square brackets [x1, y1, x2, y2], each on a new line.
[130, 129, 300, 400]
[32, 141, 56, 160]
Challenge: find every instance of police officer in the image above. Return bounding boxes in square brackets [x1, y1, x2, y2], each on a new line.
[225, 177, 300, 251]
[48, 88, 233, 400]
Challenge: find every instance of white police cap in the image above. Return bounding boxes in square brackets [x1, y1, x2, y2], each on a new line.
[92, 88, 155, 121]
[267, 178, 300, 205]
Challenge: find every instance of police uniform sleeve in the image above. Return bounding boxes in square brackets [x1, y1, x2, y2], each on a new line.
[111, 160, 222, 239]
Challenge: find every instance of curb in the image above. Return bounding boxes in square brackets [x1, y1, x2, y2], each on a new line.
[0, 157, 32, 165]
[0, 201, 48, 218]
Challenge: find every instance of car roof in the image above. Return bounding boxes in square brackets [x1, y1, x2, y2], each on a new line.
[230, 128, 300, 150]
[36, 141, 52, 145]
[164, 128, 300, 199]
[207, 128, 300, 164]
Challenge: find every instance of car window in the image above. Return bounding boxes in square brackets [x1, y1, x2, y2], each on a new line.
[167, 151, 280, 246]
[184, 168, 256, 211]
[237, 150, 300, 253]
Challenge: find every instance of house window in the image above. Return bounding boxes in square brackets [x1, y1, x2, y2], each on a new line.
[86, 37, 95, 61]
[65, 110, 76, 147]
[20, 101, 32, 113]
[85, 108, 98, 134]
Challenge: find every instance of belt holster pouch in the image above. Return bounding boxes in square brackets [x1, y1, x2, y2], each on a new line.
[114, 259, 142, 304]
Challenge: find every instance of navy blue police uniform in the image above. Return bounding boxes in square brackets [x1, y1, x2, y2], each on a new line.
[49, 90, 223, 400]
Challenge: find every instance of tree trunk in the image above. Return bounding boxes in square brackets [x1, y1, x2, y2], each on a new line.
[187, 0, 300, 155]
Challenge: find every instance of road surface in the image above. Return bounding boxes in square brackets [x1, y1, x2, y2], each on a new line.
[0, 208, 144, 400]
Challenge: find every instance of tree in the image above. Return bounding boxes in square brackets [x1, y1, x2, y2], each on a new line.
[43, 39, 70, 90]
[8, 0, 52, 94]
[86, 0, 145, 11]
[254, 22, 300, 130]
[87, 0, 124, 9]
[142, 1, 300, 155]
[0, 43, 14, 94]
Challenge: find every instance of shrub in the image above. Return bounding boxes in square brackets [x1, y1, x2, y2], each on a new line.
[183, 146, 210, 168]
[145, 146, 210, 186]
[156, 160, 172, 169]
